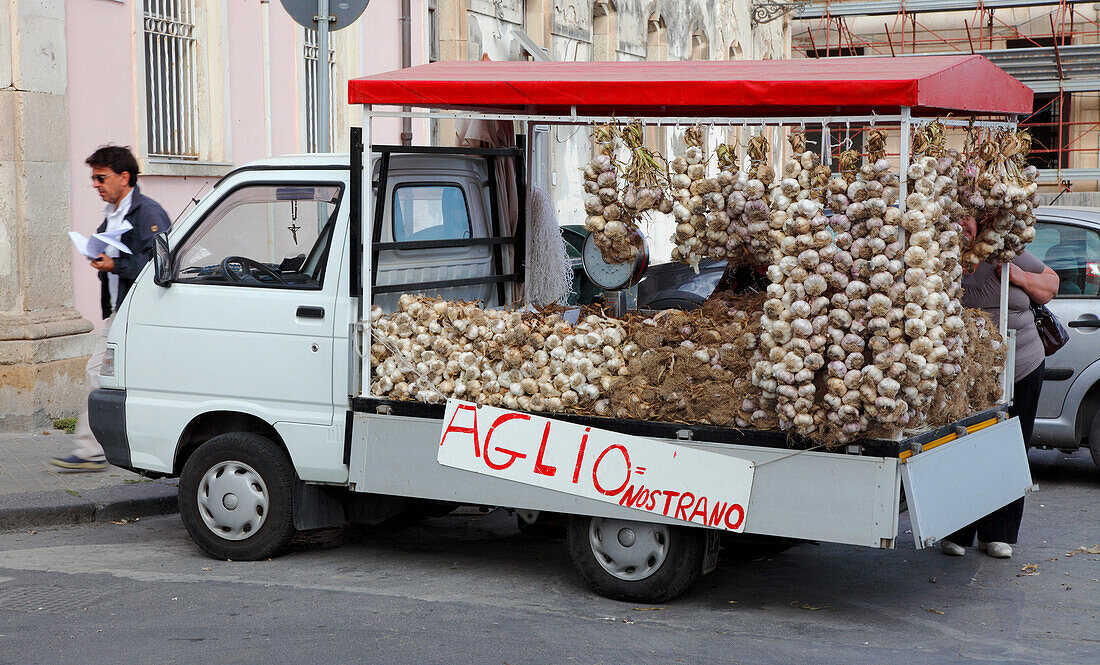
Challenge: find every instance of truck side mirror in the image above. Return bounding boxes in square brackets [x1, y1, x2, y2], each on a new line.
[152, 232, 172, 287]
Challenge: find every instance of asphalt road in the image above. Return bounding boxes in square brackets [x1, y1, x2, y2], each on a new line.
[0, 449, 1096, 665]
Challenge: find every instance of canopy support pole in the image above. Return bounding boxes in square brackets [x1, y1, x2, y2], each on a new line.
[360, 104, 374, 397]
[999, 261, 1013, 405]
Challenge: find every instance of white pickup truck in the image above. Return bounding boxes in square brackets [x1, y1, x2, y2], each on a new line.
[90, 54, 1040, 603]
[88, 137, 1033, 602]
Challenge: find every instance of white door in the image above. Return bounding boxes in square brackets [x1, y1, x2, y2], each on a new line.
[124, 177, 346, 433]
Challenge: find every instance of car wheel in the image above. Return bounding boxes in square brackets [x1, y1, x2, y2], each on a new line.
[1090, 416, 1100, 470]
[641, 298, 702, 312]
[179, 432, 297, 560]
[566, 515, 706, 602]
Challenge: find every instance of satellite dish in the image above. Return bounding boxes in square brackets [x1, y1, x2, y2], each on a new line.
[280, 0, 370, 32]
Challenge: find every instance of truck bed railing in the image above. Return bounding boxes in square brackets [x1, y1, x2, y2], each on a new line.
[371, 273, 524, 294]
[367, 142, 527, 306]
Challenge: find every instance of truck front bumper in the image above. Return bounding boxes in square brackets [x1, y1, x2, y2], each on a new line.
[89, 388, 132, 469]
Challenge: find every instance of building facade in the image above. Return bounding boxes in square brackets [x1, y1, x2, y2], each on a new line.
[792, 1, 1100, 202]
[429, 0, 790, 260]
[1, 0, 428, 429]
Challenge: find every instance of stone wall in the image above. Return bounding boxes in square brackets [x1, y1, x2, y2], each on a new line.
[0, 0, 93, 431]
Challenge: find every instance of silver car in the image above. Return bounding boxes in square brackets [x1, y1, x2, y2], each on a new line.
[1030, 207, 1100, 469]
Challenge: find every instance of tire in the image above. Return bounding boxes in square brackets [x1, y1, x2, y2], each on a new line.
[566, 515, 706, 603]
[1090, 415, 1100, 470]
[640, 297, 702, 312]
[179, 432, 297, 560]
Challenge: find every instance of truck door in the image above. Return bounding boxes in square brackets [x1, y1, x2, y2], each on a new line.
[123, 175, 346, 435]
[1029, 216, 1100, 420]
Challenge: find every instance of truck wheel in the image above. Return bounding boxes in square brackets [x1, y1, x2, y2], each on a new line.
[566, 516, 706, 603]
[179, 432, 297, 560]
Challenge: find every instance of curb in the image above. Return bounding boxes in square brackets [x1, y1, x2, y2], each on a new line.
[0, 480, 178, 531]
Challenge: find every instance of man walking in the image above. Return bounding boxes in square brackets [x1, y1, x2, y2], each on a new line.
[50, 146, 171, 470]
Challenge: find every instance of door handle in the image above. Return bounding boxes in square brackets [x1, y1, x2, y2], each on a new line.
[296, 306, 325, 319]
[1068, 319, 1100, 328]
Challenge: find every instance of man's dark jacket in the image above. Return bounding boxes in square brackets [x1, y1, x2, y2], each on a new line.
[96, 185, 172, 319]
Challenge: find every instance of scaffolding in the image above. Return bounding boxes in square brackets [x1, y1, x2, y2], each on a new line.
[794, 0, 1100, 190]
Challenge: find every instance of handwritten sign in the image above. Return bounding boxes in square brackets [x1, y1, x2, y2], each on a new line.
[436, 400, 755, 532]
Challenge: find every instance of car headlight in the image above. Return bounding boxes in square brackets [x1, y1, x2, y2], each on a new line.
[101, 346, 116, 378]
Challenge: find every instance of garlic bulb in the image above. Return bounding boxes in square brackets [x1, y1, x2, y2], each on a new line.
[583, 123, 655, 265]
[958, 128, 1038, 267]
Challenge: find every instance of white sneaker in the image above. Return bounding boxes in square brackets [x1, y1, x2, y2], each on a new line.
[978, 541, 1013, 558]
[940, 540, 966, 556]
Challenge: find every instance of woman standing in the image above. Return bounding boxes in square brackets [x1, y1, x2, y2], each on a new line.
[940, 216, 1059, 559]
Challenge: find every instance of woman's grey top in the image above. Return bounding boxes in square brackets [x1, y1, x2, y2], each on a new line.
[961, 249, 1045, 380]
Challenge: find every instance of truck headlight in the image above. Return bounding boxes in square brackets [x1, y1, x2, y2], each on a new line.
[101, 346, 116, 378]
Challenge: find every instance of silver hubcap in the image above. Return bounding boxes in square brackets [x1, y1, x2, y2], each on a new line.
[197, 461, 269, 541]
[589, 518, 669, 581]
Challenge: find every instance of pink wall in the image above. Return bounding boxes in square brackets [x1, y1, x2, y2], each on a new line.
[66, 0, 138, 326]
[66, 0, 422, 331]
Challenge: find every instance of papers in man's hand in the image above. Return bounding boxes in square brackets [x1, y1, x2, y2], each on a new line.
[69, 222, 133, 259]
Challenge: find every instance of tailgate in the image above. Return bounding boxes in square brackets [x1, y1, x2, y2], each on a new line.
[900, 417, 1033, 549]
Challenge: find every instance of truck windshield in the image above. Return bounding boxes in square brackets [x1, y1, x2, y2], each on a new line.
[173, 183, 343, 288]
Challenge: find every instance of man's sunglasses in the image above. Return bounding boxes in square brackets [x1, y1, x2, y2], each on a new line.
[91, 174, 111, 183]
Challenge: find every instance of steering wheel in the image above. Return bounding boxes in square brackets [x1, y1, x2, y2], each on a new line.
[220, 256, 288, 285]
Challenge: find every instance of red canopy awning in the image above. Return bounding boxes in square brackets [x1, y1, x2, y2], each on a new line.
[348, 55, 1033, 117]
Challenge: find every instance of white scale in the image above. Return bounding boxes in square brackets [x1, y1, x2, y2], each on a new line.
[580, 229, 649, 315]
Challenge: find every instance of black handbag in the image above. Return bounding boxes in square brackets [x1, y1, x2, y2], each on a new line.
[1031, 301, 1070, 356]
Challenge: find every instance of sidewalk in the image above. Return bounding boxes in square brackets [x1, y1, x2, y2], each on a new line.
[0, 429, 177, 531]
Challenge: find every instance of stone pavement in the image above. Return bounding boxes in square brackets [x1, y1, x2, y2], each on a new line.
[0, 429, 177, 531]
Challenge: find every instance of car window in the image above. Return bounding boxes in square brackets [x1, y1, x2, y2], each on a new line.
[1033, 220, 1100, 297]
[174, 184, 342, 288]
[392, 184, 471, 242]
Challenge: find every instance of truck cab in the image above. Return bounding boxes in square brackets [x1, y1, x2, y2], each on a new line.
[92, 150, 510, 485]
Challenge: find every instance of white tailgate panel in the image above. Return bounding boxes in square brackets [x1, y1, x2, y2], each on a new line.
[350, 413, 900, 547]
[901, 417, 1032, 549]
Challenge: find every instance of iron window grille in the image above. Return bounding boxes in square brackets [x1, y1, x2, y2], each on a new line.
[143, 0, 199, 159]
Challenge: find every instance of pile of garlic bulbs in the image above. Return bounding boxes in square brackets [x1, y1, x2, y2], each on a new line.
[899, 152, 951, 424]
[582, 125, 639, 264]
[958, 128, 1040, 267]
[820, 131, 908, 440]
[719, 143, 751, 261]
[741, 133, 776, 265]
[752, 131, 831, 436]
[669, 127, 711, 271]
[368, 294, 1007, 446]
[370, 295, 630, 414]
[669, 128, 745, 271]
[452, 119, 1037, 443]
[581, 123, 671, 265]
[608, 293, 762, 426]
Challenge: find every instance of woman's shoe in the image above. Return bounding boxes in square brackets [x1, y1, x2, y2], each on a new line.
[940, 540, 966, 556]
[978, 541, 1013, 558]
